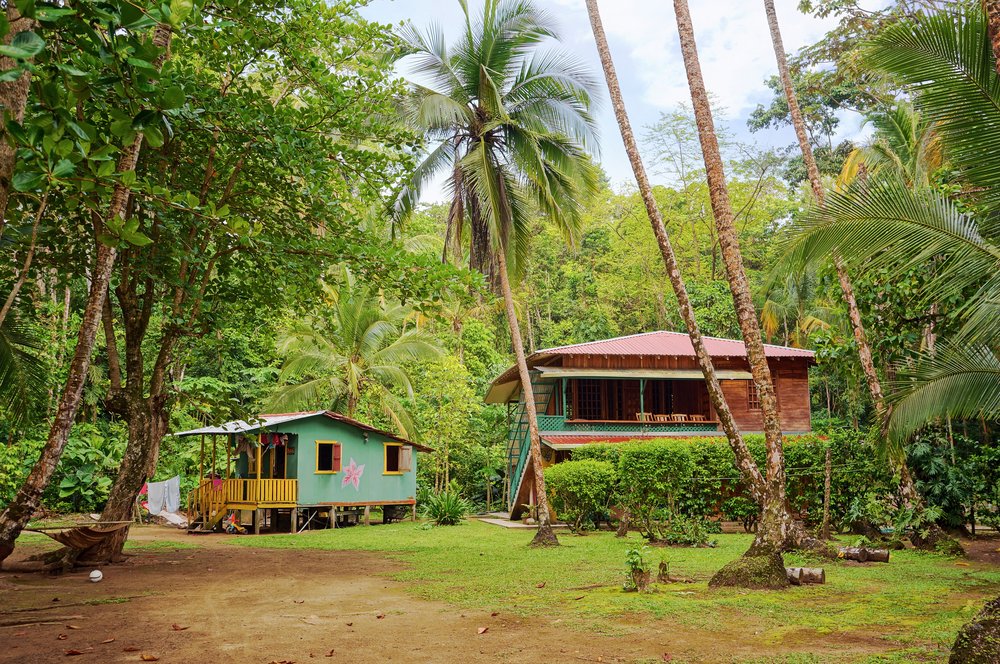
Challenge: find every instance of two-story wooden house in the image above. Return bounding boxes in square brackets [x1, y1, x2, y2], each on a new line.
[485, 331, 815, 517]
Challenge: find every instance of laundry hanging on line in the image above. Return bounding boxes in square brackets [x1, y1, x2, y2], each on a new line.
[146, 476, 181, 514]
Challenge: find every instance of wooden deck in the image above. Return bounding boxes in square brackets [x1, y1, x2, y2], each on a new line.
[187, 478, 298, 530]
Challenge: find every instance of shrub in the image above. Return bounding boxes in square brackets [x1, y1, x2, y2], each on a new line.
[421, 490, 470, 526]
[652, 510, 718, 547]
[614, 440, 694, 541]
[544, 459, 616, 533]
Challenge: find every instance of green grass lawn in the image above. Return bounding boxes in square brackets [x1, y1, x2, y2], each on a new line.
[228, 520, 1000, 662]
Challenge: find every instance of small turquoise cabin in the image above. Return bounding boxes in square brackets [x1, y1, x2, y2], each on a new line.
[174, 411, 430, 533]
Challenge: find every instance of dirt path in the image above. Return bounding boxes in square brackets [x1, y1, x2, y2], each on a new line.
[0, 526, 954, 663]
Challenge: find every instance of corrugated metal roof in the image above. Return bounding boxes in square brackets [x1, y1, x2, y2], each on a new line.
[171, 410, 432, 452]
[537, 330, 814, 359]
[540, 434, 673, 450]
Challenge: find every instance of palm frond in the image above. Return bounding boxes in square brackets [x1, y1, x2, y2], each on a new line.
[888, 343, 1000, 443]
[0, 311, 47, 429]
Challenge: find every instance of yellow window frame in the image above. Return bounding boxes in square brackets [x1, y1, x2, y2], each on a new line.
[315, 440, 341, 474]
[383, 442, 404, 475]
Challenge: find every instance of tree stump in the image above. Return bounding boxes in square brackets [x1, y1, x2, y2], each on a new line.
[950, 595, 1000, 663]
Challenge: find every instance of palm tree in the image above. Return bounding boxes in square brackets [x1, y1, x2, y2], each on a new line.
[761, 0, 956, 547]
[269, 273, 441, 439]
[672, 0, 793, 586]
[759, 269, 833, 348]
[582, 1, 771, 524]
[396, 0, 600, 546]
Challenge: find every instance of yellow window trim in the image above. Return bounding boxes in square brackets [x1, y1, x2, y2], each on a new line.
[383, 442, 404, 475]
[315, 440, 341, 474]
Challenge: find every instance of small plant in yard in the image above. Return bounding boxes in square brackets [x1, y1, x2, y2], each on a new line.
[422, 490, 470, 526]
[623, 544, 652, 592]
[653, 510, 718, 547]
[721, 496, 760, 533]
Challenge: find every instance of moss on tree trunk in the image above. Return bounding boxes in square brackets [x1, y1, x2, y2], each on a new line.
[951, 596, 1000, 663]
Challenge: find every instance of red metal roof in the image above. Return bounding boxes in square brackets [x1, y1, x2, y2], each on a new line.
[540, 435, 658, 446]
[537, 330, 814, 359]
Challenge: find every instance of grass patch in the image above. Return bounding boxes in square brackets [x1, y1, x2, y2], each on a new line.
[228, 520, 1000, 661]
[122, 539, 199, 552]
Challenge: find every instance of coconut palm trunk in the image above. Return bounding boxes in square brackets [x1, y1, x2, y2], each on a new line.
[985, 0, 1000, 74]
[763, 0, 959, 552]
[583, 0, 766, 504]
[496, 245, 558, 546]
[0, 23, 173, 565]
[672, 0, 792, 586]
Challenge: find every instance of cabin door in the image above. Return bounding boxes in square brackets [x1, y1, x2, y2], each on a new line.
[622, 381, 641, 420]
[272, 445, 287, 479]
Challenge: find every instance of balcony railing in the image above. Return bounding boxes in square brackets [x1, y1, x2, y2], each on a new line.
[535, 414, 718, 433]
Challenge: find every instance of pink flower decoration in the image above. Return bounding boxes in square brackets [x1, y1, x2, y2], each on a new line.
[341, 458, 365, 490]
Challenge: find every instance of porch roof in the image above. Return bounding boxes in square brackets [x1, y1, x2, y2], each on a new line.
[540, 434, 667, 450]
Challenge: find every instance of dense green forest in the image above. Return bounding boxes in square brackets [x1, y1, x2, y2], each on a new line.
[0, 0, 997, 574]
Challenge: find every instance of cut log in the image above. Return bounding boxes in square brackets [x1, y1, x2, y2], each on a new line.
[786, 567, 825, 585]
[838, 546, 889, 563]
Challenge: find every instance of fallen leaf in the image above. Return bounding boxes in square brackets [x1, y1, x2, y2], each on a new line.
[477, 627, 488, 635]
[535, 582, 545, 588]
[101, 637, 116, 644]
[170, 624, 189, 631]
[52, 597, 61, 602]
[66, 624, 81, 630]
[345, 622, 353, 627]
[490, 612, 499, 617]
[65, 650, 84, 656]
[955, 562, 970, 567]
[326, 650, 335, 657]
[574, 595, 584, 600]
[123, 646, 141, 652]
[57, 634, 68, 641]
[662, 654, 673, 662]
[293, 600, 304, 604]
[140, 655, 159, 662]
[375, 613, 385, 620]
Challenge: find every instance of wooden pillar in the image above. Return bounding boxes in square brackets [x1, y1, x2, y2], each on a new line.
[639, 378, 645, 420]
[822, 447, 832, 540]
[225, 435, 231, 480]
[363, 505, 371, 526]
[211, 434, 217, 477]
[561, 378, 567, 417]
[256, 435, 263, 503]
[290, 508, 297, 534]
[199, 434, 205, 480]
[253, 508, 261, 535]
[411, 503, 417, 521]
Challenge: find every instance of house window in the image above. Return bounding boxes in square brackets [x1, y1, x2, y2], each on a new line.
[315, 441, 342, 474]
[747, 381, 761, 411]
[384, 443, 412, 474]
[576, 379, 603, 420]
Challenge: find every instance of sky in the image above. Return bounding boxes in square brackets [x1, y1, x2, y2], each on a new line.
[359, 0, 884, 203]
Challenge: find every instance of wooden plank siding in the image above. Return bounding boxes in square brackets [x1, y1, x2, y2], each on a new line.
[542, 355, 811, 432]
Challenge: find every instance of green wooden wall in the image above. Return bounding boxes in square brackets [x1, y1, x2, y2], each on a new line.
[231, 414, 417, 505]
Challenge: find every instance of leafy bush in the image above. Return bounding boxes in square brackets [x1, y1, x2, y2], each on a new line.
[421, 490, 470, 526]
[653, 510, 718, 547]
[544, 459, 616, 533]
[614, 440, 694, 540]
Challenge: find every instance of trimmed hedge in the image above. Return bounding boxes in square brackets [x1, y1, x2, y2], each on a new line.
[544, 459, 616, 532]
[570, 431, 890, 530]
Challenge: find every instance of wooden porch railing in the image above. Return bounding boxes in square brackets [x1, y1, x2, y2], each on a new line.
[187, 478, 298, 526]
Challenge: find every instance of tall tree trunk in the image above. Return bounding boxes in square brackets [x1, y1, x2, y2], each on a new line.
[984, 0, 1000, 76]
[584, 0, 767, 505]
[0, 7, 37, 237]
[763, 0, 956, 552]
[496, 243, 558, 547]
[0, 23, 173, 564]
[673, 0, 791, 587]
[0, 193, 47, 328]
